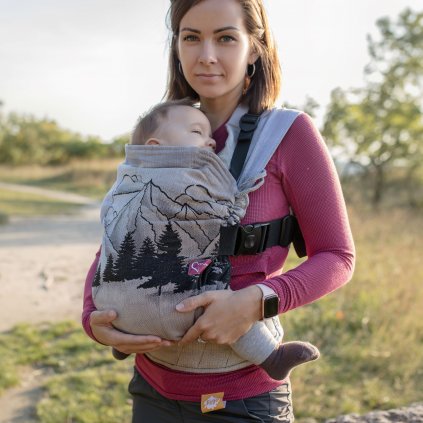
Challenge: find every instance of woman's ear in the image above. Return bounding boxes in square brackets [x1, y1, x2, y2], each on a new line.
[145, 138, 161, 146]
[248, 51, 259, 66]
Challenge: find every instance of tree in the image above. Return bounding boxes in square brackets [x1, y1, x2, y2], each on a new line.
[113, 231, 137, 281]
[322, 8, 423, 206]
[137, 223, 193, 295]
[283, 95, 320, 118]
[103, 254, 116, 282]
[0, 107, 122, 165]
[92, 264, 102, 287]
[135, 236, 159, 282]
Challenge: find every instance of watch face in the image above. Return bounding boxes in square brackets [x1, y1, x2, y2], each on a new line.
[264, 295, 279, 318]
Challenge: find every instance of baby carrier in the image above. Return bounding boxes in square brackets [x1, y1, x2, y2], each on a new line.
[93, 104, 305, 372]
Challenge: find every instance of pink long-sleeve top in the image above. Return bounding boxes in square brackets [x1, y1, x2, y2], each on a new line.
[82, 112, 355, 401]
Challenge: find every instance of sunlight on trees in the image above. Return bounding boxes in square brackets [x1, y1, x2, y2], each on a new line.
[322, 8, 423, 206]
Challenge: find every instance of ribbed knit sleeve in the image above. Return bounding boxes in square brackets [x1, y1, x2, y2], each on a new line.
[81, 250, 101, 341]
[261, 113, 355, 313]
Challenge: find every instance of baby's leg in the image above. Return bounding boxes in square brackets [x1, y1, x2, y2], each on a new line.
[231, 321, 320, 380]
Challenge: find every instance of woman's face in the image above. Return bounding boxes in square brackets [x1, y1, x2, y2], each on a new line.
[177, 0, 258, 104]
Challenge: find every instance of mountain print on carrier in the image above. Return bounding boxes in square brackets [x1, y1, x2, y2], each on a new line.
[92, 147, 247, 339]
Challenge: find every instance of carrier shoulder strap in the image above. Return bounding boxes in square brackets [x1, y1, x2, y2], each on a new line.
[222, 108, 307, 258]
[229, 113, 261, 180]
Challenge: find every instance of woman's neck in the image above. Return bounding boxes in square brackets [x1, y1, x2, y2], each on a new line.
[200, 92, 243, 131]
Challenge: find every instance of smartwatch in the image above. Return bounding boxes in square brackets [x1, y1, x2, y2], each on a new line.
[258, 284, 280, 319]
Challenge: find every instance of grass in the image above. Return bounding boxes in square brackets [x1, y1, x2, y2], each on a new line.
[0, 188, 82, 217]
[0, 159, 121, 219]
[0, 159, 121, 200]
[283, 205, 423, 421]
[0, 205, 420, 422]
[0, 321, 133, 423]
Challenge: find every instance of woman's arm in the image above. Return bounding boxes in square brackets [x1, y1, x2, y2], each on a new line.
[261, 113, 355, 313]
[177, 113, 355, 344]
[82, 249, 174, 354]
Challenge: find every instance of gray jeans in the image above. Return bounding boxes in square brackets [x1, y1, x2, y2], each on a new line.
[128, 368, 294, 423]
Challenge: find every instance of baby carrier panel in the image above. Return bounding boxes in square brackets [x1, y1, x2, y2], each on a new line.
[92, 145, 248, 341]
[92, 107, 300, 373]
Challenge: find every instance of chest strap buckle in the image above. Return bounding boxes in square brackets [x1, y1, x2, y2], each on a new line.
[235, 223, 270, 255]
[218, 215, 305, 257]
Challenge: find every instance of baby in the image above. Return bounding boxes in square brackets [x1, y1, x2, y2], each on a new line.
[93, 99, 319, 380]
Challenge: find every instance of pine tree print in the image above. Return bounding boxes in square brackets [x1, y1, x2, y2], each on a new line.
[138, 223, 193, 295]
[156, 222, 183, 257]
[135, 237, 159, 284]
[92, 264, 101, 287]
[103, 254, 116, 282]
[114, 231, 137, 281]
[158, 223, 191, 293]
[135, 237, 157, 272]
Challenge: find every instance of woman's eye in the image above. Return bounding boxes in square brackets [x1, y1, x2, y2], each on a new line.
[183, 34, 199, 42]
[219, 35, 236, 42]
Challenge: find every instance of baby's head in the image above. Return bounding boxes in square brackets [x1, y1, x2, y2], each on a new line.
[132, 99, 216, 151]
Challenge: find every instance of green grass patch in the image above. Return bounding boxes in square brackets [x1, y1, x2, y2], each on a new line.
[0, 188, 82, 216]
[0, 211, 9, 225]
[283, 206, 423, 421]
[0, 321, 133, 422]
[0, 159, 121, 200]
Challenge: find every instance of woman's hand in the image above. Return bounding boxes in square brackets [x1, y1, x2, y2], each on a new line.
[90, 309, 174, 354]
[176, 285, 262, 345]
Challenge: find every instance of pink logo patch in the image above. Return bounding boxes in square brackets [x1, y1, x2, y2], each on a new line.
[188, 259, 212, 276]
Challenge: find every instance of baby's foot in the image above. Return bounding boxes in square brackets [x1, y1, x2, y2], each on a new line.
[112, 347, 130, 360]
[260, 341, 320, 380]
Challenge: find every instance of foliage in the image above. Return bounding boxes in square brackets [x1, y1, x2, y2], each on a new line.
[0, 109, 128, 165]
[322, 8, 423, 206]
[283, 95, 320, 118]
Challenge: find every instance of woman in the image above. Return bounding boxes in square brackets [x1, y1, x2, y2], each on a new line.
[82, 0, 355, 421]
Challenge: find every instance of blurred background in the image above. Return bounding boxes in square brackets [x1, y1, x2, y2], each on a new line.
[0, 1, 422, 422]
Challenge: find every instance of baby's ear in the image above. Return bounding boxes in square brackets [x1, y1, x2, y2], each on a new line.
[145, 138, 161, 146]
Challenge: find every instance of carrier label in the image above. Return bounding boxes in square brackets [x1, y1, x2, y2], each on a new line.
[201, 392, 226, 413]
[188, 259, 212, 276]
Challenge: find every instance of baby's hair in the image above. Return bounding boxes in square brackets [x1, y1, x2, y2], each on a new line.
[132, 98, 197, 145]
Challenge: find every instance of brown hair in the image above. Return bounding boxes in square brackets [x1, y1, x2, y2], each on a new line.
[132, 98, 196, 145]
[165, 0, 281, 114]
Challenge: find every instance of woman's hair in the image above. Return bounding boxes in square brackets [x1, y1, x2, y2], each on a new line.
[132, 98, 196, 145]
[165, 0, 281, 114]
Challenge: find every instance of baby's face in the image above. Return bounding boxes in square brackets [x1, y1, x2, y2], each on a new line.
[154, 106, 216, 150]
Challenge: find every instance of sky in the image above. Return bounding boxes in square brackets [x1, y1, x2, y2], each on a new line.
[0, 0, 421, 141]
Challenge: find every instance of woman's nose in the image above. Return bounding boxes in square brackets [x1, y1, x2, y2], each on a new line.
[199, 41, 217, 65]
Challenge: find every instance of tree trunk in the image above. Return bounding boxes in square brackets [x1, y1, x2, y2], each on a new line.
[405, 163, 420, 208]
[372, 165, 385, 207]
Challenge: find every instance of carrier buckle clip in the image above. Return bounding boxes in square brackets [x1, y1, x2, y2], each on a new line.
[235, 223, 269, 255]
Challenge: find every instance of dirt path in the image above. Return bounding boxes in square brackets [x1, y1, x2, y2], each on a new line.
[0, 186, 103, 422]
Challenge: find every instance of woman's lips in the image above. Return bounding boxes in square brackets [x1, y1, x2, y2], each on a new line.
[196, 73, 222, 81]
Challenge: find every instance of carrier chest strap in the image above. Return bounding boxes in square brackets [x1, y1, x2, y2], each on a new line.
[218, 215, 306, 257]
